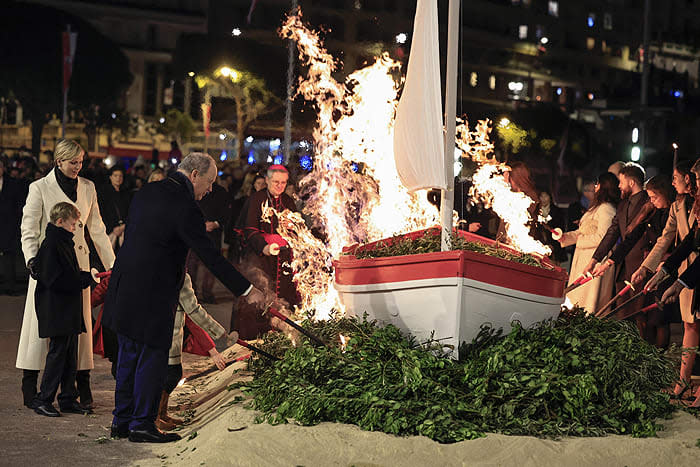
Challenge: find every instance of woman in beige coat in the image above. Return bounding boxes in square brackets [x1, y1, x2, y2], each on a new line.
[17, 139, 115, 408]
[631, 160, 697, 398]
[558, 173, 620, 314]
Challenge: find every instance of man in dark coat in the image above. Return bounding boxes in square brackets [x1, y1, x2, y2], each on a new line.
[234, 165, 298, 339]
[32, 202, 93, 417]
[103, 153, 262, 443]
[586, 163, 649, 318]
[0, 159, 27, 295]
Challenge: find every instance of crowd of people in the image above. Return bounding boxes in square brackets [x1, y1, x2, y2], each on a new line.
[4, 138, 700, 445]
[3, 140, 305, 443]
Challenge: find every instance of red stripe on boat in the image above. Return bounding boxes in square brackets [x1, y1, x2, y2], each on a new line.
[335, 230, 567, 298]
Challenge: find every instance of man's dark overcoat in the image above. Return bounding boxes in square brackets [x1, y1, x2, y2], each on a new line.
[102, 171, 251, 350]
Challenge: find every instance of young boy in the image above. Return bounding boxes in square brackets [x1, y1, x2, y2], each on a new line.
[32, 202, 94, 417]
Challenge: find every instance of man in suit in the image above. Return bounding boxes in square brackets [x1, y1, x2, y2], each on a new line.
[0, 159, 27, 295]
[103, 153, 263, 443]
[584, 163, 649, 320]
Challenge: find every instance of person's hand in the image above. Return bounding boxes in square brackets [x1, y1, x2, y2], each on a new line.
[644, 268, 669, 292]
[631, 267, 650, 285]
[592, 259, 613, 277]
[661, 280, 685, 304]
[208, 348, 227, 371]
[581, 258, 597, 276]
[262, 244, 272, 256]
[27, 257, 39, 280]
[205, 221, 219, 232]
[114, 223, 126, 236]
[468, 222, 481, 233]
[244, 286, 266, 307]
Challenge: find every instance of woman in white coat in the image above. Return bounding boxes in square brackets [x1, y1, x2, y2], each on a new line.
[17, 139, 115, 409]
[558, 172, 620, 313]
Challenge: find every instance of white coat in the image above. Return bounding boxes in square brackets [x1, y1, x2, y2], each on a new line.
[560, 202, 617, 314]
[16, 169, 115, 371]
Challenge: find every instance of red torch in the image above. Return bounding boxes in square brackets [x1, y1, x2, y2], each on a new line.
[594, 281, 635, 317]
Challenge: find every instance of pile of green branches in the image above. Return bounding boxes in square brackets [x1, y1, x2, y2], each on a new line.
[351, 229, 542, 268]
[242, 309, 677, 443]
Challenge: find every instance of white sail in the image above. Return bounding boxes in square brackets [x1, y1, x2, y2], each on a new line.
[393, 0, 445, 192]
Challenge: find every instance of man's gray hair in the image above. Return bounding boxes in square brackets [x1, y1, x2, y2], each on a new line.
[179, 152, 214, 175]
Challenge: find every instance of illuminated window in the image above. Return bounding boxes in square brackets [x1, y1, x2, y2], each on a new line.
[604, 13, 613, 30]
[586, 37, 595, 50]
[470, 72, 478, 87]
[518, 25, 528, 39]
[548, 1, 559, 17]
[489, 75, 496, 90]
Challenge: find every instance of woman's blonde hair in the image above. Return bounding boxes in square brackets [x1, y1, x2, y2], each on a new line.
[54, 139, 84, 163]
[148, 168, 165, 183]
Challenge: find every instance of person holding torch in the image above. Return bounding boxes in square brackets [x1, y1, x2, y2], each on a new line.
[234, 165, 299, 339]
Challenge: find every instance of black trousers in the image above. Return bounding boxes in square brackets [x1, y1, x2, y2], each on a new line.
[35, 334, 79, 407]
[0, 251, 19, 294]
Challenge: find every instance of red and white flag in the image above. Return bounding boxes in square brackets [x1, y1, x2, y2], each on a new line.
[62, 30, 78, 93]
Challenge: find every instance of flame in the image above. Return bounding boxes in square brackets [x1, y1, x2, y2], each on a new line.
[456, 118, 551, 256]
[339, 334, 348, 352]
[277, 11, 438, 319]
[268, 11, 550, 320]
[562, 296, 574, 311]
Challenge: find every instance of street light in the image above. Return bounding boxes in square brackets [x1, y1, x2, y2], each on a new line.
[395, 33, 407, 44]
[188, 71, 195, 77]
[231, 28, 242, 36]
[540, 36, 549, 45]
[217, 66, 240, 82]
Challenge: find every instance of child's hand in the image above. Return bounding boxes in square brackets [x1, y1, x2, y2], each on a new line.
[208, 348, 227, 371]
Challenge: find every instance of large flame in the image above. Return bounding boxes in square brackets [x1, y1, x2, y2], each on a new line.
[271, 11, 549, 320]
[278, 11, 438, 319]
[456, 118, 551, 256]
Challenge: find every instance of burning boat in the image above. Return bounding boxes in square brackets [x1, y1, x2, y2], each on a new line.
[334, 228, 567, 356]
[272, 7, 568, 352]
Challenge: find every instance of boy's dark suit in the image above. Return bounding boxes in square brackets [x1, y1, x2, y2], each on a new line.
[33, 223, 92, 409]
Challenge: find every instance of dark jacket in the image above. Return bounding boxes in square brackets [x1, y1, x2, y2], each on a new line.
[663, 225, 700, 288]
[34, 223, 92, 338]
[592, 190, 649, 282]
[97, 184, 131, 234]
[0, 175, 27, 253]
[197, 183, 229, 248]
[610, 207, 669, 265]
[102, 171, 252, 350]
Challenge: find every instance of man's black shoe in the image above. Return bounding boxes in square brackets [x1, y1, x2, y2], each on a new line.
[59, 401, 93, 414]
[110, 424, 129, 439]
[34, 403, 60, 417]
[128, 427, 181, 443]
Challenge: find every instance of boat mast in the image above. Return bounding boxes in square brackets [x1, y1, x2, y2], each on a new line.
[440, 0, 460, 251]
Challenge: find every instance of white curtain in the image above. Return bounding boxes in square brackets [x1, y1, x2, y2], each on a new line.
[393, 0, 445, 192]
